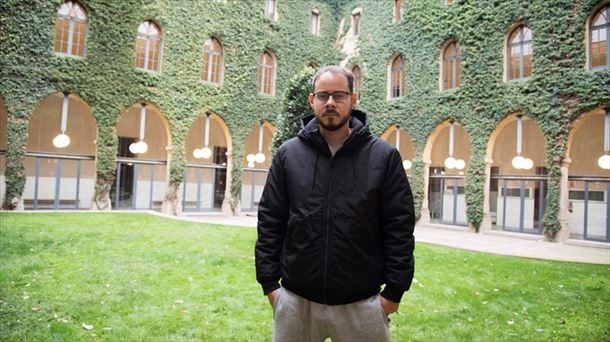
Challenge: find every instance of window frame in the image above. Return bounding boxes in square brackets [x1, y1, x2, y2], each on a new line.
[54, 0, 88, 58]
[202, 38, 224, 85]
[258, 51, 276, 96]
[588, 5, 610, 70]
[505, 25, 533, 82]
[441, 41, 461, 91]
[388, 55, 406, 99]
[393, 0, 402, 23]
[135, 20, 163, 73]
[311, 9, 320, 35]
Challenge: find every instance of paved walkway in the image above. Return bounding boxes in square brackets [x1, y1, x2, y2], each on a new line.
[167, 212, 610, 265]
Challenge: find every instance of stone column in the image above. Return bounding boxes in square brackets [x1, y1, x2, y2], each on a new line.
[480, 158, 494, 232]
[419, 160, 431, 224]
[555, 157, 572, 242]
[221, 150, 234, 215]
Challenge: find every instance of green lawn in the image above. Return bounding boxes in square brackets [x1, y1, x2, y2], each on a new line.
[0, 213, 608, 341]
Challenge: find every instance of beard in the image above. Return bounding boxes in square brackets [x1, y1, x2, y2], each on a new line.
[317, 111, 350, 131]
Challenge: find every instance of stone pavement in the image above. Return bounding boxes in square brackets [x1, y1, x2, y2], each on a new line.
[164, 212, 610, 265]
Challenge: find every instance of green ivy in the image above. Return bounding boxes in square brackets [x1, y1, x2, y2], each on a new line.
[0, 0, 338, 211]
[1, 0, 609, 241]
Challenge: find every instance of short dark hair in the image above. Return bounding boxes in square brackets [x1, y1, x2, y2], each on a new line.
[311, 66, 354, 93]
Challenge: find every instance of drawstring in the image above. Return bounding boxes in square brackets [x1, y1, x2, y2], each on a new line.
[312, 152, 320, 191]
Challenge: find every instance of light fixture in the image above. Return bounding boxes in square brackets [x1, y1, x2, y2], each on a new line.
[597, 112, 610, 170]
[395, 126, 412, 170]
[129, 103, 148, 154]
[255, 123, 266, 164]
[193, 113, 213, 159]
[444, 120, 465, 170]
[52, 92, 71, 148]
[511, 115, 533, 170]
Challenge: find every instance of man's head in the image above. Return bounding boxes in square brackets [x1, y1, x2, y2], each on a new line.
[309, 66, 358, 132]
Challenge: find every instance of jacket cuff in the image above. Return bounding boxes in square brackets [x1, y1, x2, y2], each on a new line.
[261, 282, 281, 295]
[381, 285, 405, 303]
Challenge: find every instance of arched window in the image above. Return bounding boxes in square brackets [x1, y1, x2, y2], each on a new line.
[202, 38, 223, 84]
[442, 41, 461, 90]
[393, 0, 402, 23]
[258, 52, 276, 96]
[54, 1, 87, 57]
[589, 6, 609, 69]
[352, 66, 361, 98]
[390, 55, 405, 99]
[135, 21, 162, 72]
[507, 25, 532, 81]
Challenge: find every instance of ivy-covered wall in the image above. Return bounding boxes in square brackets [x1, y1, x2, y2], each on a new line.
[332, 0, 609, 238]
[0, 0, 338, 211]
[1, 0, 609, 239]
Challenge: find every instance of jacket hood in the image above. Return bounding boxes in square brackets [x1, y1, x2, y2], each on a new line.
[298, 109, 372, 153]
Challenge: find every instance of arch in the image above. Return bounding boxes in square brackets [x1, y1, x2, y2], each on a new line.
[566, 106, 608, 176]
[423, 119, 472, 172]
[115, 102, 171, 160]
[380, 125, 415, 172]
[185, 112, 231, 165]
[243, 121, 276, 169]
[113, 102, 170, 210]
[585, 1, 610, 70]
[135, 20, 163, 72]
[486, 114, 545, 173]
[24, 92, 97, 209]
[387, 54, 405, 99]
[504, 23, 532, 81]
[54, 0, 88, 57]
[202, 37, 224, 84]
[351, 65, 361, 98]
[439, 40, 461, 91]
[258, 50, 277, 96]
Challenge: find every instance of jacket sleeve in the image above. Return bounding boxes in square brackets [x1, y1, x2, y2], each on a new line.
[379, 149, 415, 303]
[255, 147, 289, 295]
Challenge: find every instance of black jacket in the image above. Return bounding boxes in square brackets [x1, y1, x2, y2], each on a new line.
[255, 110, 415, 305]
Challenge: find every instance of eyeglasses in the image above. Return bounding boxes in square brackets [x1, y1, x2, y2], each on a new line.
[312, 91, 351, 102]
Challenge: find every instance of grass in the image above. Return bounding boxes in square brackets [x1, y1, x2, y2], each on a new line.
[0, 212, 608, 341]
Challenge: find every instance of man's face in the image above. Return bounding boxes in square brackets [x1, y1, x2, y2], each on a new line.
[309, 72, 358, 132]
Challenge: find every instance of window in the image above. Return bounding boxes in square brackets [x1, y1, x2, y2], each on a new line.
[352, 13, 361, 35]
[442, 41, 461, 90]
[590, 6, 609, 69]
[352, 66, 361, 98]
[311, 10, 320, 35]
[507, 25, 532, 81]
[390, 55, 405, 99]
[135, 21, 162, 72]
[202, 38, 223, 84]
[393, 0, 402, 23]
[258, 52, 276, 96]
[266, 0, 276, 21]
[54, 1, 87, 57]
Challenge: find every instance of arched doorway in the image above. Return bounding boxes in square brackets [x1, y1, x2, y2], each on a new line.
[24, 92, 97, 209]
[241, 121, 274, 212]
[487, 114, 547, 234]
[381, 125, 415, 175]
[112, 103, 170, 210]
[566, 107, 609, 242]
[0, 97, 8, 205]
[424, 120, 472, 226]
[182, 113, 231, 212]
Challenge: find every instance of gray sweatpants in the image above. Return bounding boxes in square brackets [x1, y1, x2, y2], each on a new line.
[272, 287, 391, 342]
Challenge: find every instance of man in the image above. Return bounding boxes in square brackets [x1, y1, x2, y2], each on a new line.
[255, 65, 415, 342]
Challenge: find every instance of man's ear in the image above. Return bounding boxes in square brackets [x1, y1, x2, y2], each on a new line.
[308, 93, 315, 108]
[350, 93, 358, 109]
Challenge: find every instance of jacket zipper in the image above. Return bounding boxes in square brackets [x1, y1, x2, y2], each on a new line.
[323, 157, 333, 304]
